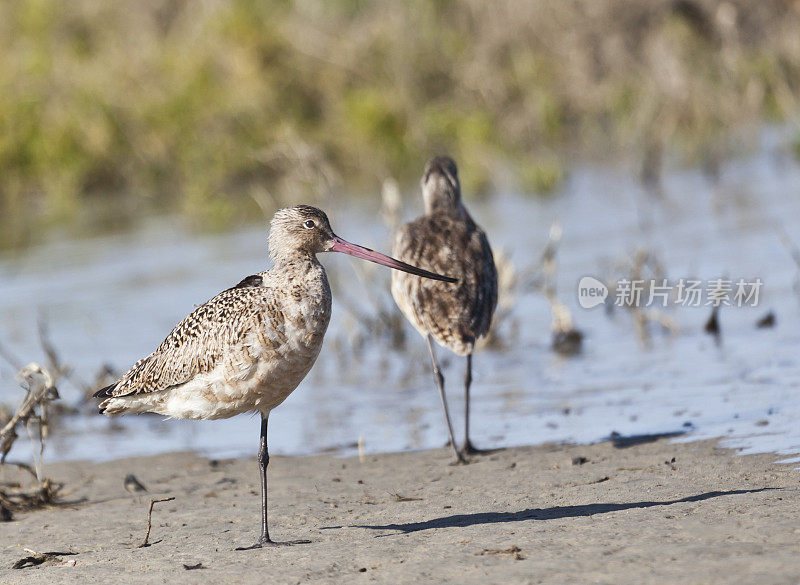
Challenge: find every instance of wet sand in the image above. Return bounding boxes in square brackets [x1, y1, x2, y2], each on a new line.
[2, 438, 798, 584]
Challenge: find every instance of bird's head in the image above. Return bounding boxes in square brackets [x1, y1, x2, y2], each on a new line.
[268, 205, 335, 258]
[268, 205, 456, 283]
[421, 155, 461, 215]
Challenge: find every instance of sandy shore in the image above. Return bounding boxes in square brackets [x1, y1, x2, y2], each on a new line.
[2, 438, 798, 584]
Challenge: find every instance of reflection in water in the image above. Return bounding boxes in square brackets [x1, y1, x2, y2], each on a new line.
[2, 129, 800, 463]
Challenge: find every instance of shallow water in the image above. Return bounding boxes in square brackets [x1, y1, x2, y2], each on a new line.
[2, 128, 800, 463]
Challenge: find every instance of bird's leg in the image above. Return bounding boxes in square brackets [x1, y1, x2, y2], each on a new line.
[427, 335, 467, 464]
[255, 414, 272, 545]
[460, 353, 480, 455]
[236, 413, 310, 550]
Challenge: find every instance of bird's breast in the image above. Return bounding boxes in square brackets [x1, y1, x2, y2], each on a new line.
[240, 270, 332, 409]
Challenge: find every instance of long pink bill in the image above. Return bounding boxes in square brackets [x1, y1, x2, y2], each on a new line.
[330, 236, 457, 283]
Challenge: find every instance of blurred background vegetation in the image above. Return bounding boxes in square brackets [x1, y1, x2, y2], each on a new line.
[1, 0, 799, 249]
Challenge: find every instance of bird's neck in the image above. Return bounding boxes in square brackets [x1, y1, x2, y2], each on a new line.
[426, 200, 470, 222]
[271, 250, 320, 272]
[270, 253, 330, 304]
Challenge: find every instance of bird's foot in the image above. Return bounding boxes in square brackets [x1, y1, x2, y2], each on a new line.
[236, 537, 311, 550]
[449, 451, 470, 466]
[459, 439, 491, 457]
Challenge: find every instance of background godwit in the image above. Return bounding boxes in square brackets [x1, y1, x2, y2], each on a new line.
[94, 205, 455, 548]
[391, 156, 498, 463]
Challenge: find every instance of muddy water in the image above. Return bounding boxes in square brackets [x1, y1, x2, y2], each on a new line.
[2, 128, 800, 463]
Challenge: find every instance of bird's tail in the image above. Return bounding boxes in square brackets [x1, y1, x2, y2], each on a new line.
[93, 383, 119, 415]
[93, 383, 116, 399]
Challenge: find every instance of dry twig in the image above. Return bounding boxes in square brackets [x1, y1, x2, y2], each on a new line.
[139, 497, 176, 548]
[0, 363, 59, 467]
[523, 221, 583, 355]
[0, 362, 64, 513]
[609, 247, 678, 347]
[11, 548, 78, 569]
[0, 477, 62, 514]
[389, 492, 423, 502]
[476, 545, 525, 560]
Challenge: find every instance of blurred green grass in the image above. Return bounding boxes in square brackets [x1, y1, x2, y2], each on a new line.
[1, 0, 799, 249]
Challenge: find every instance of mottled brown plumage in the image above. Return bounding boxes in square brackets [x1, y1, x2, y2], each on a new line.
[94, 204, 455, 548]
[96, 209, 334, 420]
[391, 210, 496, 355]
[391, 156, 498, 461]
[97, 272, 331, 419]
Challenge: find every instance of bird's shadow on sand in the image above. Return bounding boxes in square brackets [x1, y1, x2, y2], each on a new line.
[344, 487, 778, 535]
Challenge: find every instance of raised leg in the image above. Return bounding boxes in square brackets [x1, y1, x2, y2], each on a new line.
[427, 335, 467, 464]
[236, 413, 310, 550]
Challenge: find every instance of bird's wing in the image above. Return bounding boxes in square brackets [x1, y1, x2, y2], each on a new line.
[469, 227, 498, 337]
[95, 281, 271, 398]
[392, 213, 498, 344]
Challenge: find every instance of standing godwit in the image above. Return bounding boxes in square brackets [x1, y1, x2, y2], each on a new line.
[94, 205, 455, 549]
[391, 156, 498, 463]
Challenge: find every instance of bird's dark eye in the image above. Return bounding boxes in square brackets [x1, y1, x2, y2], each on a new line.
[303, 219, 315, 229]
